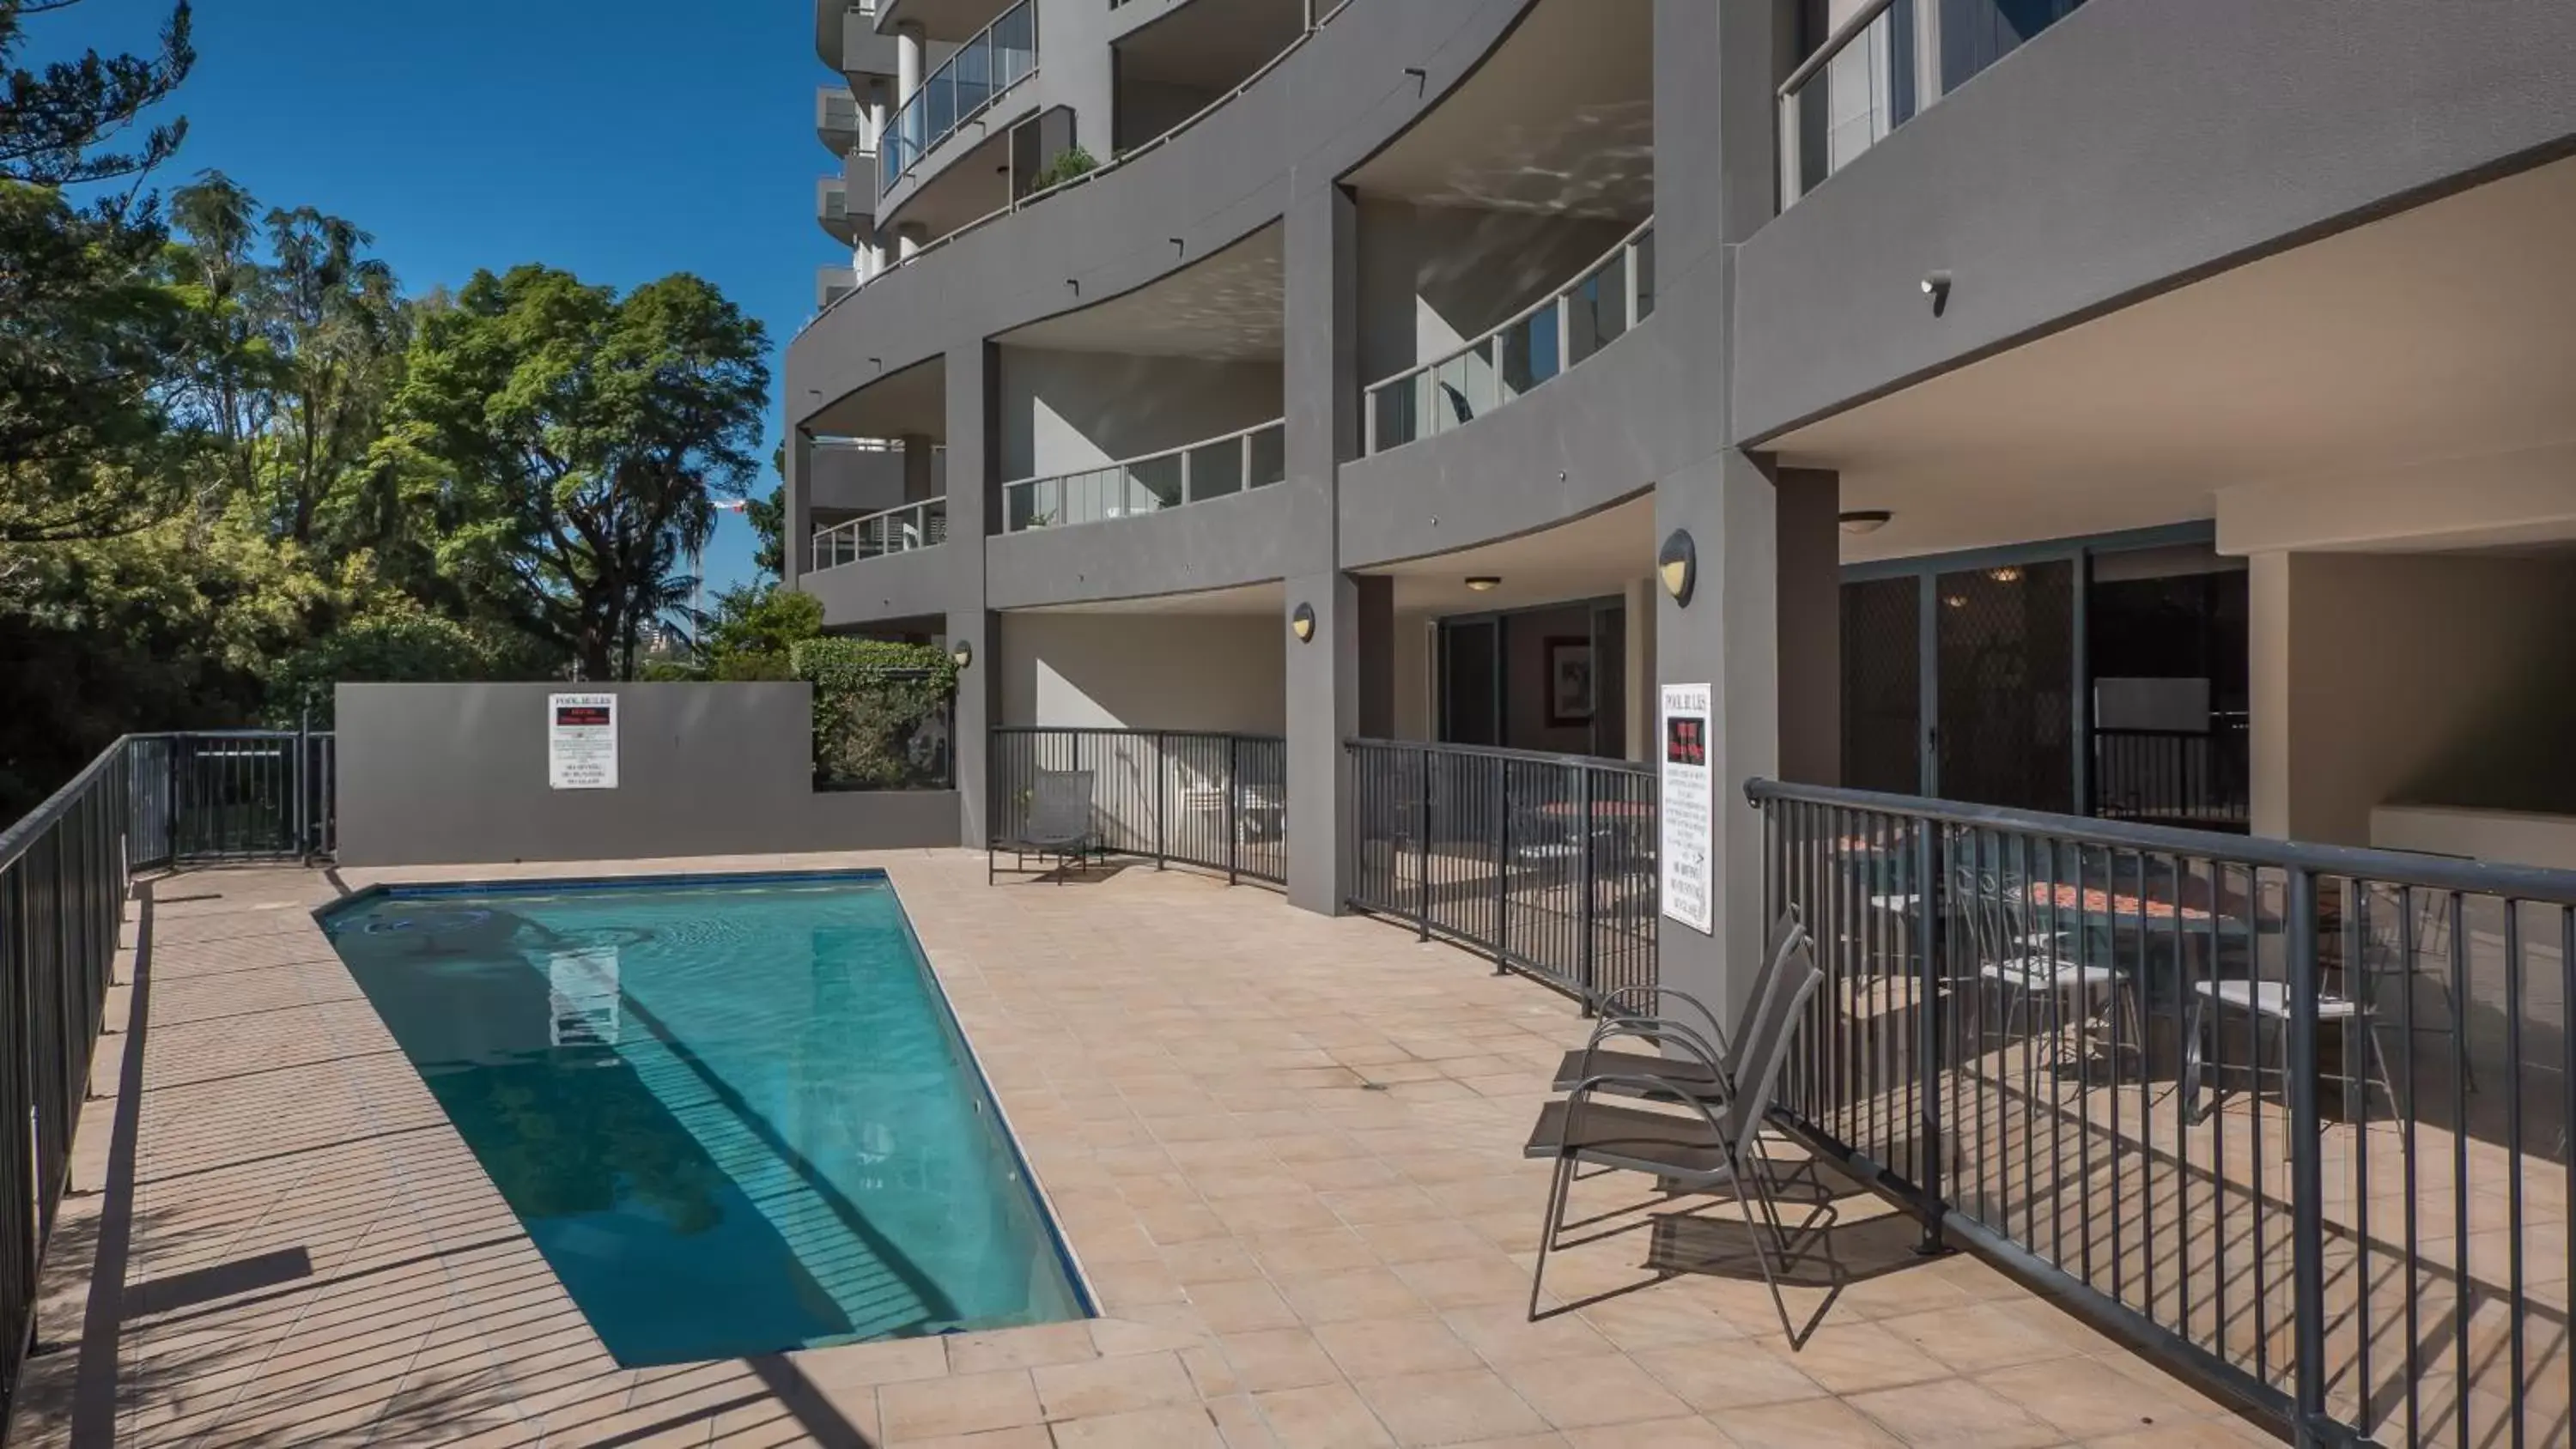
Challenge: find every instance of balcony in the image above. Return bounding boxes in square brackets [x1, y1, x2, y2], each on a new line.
[878, 0, 1036, 197]
[1364, 222, 1654, 454]
[817, 86, 861, 154]
[1001, 419, 1285, 532]
[812, 494, 947, 569]
[1778, 0, 2088, 207]
[816, 266, 858, 311]
[817, 176, 866, 246]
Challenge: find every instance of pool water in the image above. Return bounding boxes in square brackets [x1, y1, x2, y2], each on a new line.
[321, 874, 1088, 1366]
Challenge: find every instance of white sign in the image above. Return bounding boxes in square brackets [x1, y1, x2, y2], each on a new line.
[548, 693, 619, 790]
[1659, 682, 1714, 935]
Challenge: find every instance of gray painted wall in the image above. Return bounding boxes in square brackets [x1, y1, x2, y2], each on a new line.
[336, 682, 960, 867]
[999, 611, 1286, 731]
[1353, 201, 1633, 385]
[997, 347, 1282, 479]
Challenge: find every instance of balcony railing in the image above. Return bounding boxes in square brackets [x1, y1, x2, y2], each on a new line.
[1750, 776, 2576, 1446]
[879, 0, 1036, 197]
[2093, 722, 2250, 831]
[1001, 418, 1284, 532]
[1779, 0, 2089, 207]
[1363, 221, 1655, 454]
[987, 726, 1286, 888]
[1346, 739, 1657, 1006]
[812, 495, 947, 569]
[817, 86, 862, 152]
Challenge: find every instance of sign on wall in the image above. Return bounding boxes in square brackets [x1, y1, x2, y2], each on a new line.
[548, 693, 619, 790]
[1659, 682, 1714, 935]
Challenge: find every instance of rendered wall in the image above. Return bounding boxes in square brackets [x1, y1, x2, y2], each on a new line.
[2251, 552, 2576, 846]
[997, 612, 1285, 733]
[336, 682, 961, 866]
[1353, 200, 1635, 388]
[996, 347, 1284, 481]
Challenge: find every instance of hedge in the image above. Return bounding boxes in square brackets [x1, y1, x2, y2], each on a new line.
[790, 638, 960, 790]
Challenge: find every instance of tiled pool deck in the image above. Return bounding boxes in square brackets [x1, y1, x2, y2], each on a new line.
[7, 851, 2277, 1447]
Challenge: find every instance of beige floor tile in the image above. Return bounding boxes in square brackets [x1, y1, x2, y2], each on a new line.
[1286, 1268, 1434, 1325]
[1875, 1302, 2086, 1374]
[1714, 1397, 1905, 1449]
[1438, 1305, 1618, 1367]
[1032, 1349, 1200, 1419]
[1748, 1324, 1950, 1396]
[877, 1368, 1043, 1441]
[1395, 1253, 1540, 1310]
[1193, 1279, 1308, 1334]
[1842, 1376, 2062, 1449]
[1562, 1421, 1737, 1448]
[1313, 1316, 1485, 1379]
[1052, 1404, 1231, 1446]
[1503, 1353, 1697, 1430]
[1219, 1328, 1348, 1392]
[1626, 1343, 1826, 1413]
[1355, 1367, 1552, 1446]
[887, 1429, 1054, 1449]
[945, 1320, 1100, 1374]
[1252, 1382, 1399, 1448]
[1974, 1355, 2198, 1441]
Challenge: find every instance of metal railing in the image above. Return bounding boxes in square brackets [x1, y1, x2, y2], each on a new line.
[1751, 776, 2576, 1447]
[1346, 739, 1656, 1008]
[988, 726, 1286, 886]
[1001, 419, 1285, 532]
[879, 0, 1037, 196]
[2093, 723, 2250, 832]
[1364, 221, 1654, 454]
[804, 0, 1357, 323]
[1780, 0, 2091, 207]
[812, 495, 948, 569]
[1, 730, 333, 1425]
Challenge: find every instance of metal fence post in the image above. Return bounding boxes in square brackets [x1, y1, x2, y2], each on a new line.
[1415, 748, 1432, 941]
[2285, 866, 2330, 1446]
[1155, 731, 1169, 870]
[1492, 755, 1510, 974]
[296, 705, 313, 862]
[1914, 819, 1947, 1253]
[1577, 765, 1596, 1009]
[165, 737, 181, 865]
[1225, 735, 1241, 887]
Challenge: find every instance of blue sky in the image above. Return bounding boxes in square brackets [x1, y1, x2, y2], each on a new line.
[60, 0, 830, 594]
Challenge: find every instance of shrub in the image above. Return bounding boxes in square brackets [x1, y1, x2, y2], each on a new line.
[791, 638, 958, 790]
[1031, 143, 1098, 190]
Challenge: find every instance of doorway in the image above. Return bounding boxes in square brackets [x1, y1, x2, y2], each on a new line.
[1437, 597, 1628, 760]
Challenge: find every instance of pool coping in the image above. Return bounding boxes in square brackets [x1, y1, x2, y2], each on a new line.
[310, 864, 1103, 1350]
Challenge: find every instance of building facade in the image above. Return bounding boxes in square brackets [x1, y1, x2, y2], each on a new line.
[791, 0, 2576, 1024]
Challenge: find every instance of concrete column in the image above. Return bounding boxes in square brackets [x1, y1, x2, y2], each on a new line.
[945, 339, 996, 846]
[896, 22, 926, 104]
[784, 429, 814, 588]
[901, 433, 937, 501]
[898, 222, 927, 259]
[1775, 467, 1841, 786]
[1282, 180, 1358, 915]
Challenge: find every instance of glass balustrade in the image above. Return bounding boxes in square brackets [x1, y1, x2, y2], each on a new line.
[878, 0, 1038, 198]
[1001, 420, 1285, 532]
[1363, 221, 1653, 455]
[810, 496, 949, 570]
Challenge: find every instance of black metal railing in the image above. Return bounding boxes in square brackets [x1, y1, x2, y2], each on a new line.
[1751, 776, 2576, 1448]
[2, 731, 334, 1425]
[2093, 724, 2250, 831]
[1346, 739, 1656, 1008]
[987, 727, 1286, 885]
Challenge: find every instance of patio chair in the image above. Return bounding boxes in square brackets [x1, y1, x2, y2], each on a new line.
[1547, 907, 1807, 1105]
[988, 768, 1103, 885]
[1964, 864, 2146, 1070]
[1525, 934, 1826, 1337]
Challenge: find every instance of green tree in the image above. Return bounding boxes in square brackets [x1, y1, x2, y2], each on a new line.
[380, 265, 769, 681]
[744, 484, 785, 580]
[1, 0, 193, 186]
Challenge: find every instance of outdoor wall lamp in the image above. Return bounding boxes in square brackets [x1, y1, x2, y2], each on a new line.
[1839, 509, 1893, 535]
[1465, 576, 1501, 592]
[1657, 530, 1696, 608]
[950, 639, 974, 670]
[1291, 603, 1317, 643]
[1921, 270, 1952, 317]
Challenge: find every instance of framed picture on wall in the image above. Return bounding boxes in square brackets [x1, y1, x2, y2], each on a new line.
[1545, 638, 1595, 726]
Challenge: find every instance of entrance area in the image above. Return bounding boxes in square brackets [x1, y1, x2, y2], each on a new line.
[1433, 598, 1626, 760]
[1840, 528, 2251, 829]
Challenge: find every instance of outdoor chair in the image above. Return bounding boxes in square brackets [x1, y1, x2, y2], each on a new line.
[1549, 907, 1807, 1106]
[1525, 935, 1826, 1337]
[988, 768, 1104, 885]
[2182, 977, 2402, 1131]
[1964, 863, 2146, 1070]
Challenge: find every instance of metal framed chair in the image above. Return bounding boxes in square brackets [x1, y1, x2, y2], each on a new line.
[988, 768, 1103, 884]
[1525, 935, 1826, 1337]
[1551, 907, 1807, 1104]
[1963, 861, 2147, 1073]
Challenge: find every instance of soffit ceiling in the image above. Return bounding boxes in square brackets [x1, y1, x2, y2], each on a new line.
[997, 224, 1285, 360]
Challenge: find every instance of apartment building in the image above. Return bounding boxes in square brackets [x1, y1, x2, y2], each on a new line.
[791, 0, 2576, 1028]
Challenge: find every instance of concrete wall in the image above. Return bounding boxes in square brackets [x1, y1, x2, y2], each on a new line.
[336, 682, 961, 867]
[997, 347, 1283, 480]
[1354, 200, 1635, 386]
[2251, 552, 2576, 846]
[997, 612, 1286, 732]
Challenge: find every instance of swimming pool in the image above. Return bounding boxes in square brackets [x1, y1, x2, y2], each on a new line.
[320, 873, 1089, 1367]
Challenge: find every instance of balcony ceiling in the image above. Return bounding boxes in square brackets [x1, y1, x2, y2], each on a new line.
[1362, 493, 1653, 615]
[1768, 153, 2576, 564]
[1115, 0, 1306, 90]
[996, 223, 1284, 361]
[876, 0, 1013, 43]
[1345, 0, 1652, 221]
[807, 355, 946, 440]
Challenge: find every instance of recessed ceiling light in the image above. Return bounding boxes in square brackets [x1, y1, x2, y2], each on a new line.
[1465, 576, 1501, 592]
[1840, 510, 1893, 535]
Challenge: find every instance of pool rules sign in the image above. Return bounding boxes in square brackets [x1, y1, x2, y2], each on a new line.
[1659, 682, 1714, 933]
[548, 693, 619, 790]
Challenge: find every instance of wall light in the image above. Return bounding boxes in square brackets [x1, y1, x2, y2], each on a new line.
[1922, 270, 1952, 317]
[1465, 576, 1501, 592]
[1657, 529, 1697, 608]
[1291, 603, 1316, 643]
[950, 639, 974, 670]
[1839, 509, 1893, 535]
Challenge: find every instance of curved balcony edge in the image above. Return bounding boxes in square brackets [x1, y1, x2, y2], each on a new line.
[1733, 0, 2576, 446]
[787, 0, 1541, 428]
[987, 482, 1294, 611]
[1339, 312, 1678, 570]
[805, 537, 961, 627]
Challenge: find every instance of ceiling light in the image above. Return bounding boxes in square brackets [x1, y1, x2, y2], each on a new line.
[1988, 566, 2022, 583]
[1839, 510, 1893, 535]
[1465, 576, 1501, 592]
